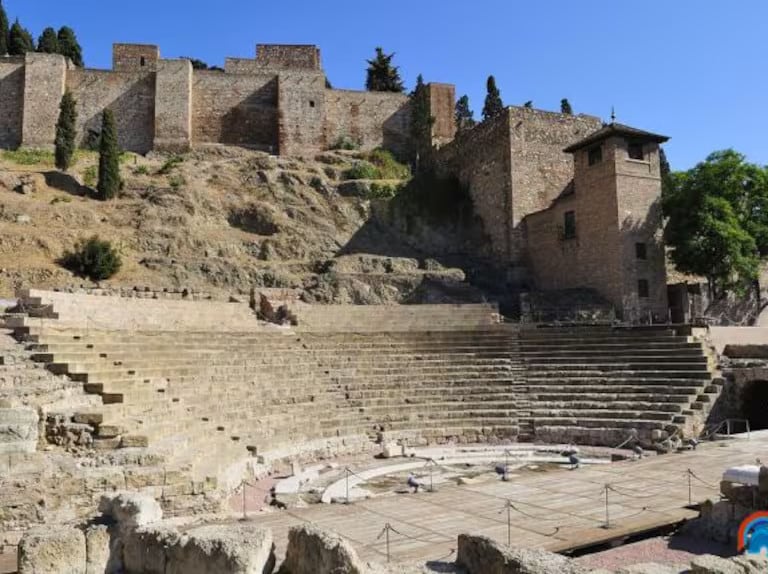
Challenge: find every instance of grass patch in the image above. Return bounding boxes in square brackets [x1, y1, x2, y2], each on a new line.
[368, 182, 401, 199]
[50, 196, 72, 205]
[132, 165, 150, 176]
[344, 160, 380, 181]
[331, 135, 360, 150]
[168, 174, 186, 190]
[366, 148, 410, 180]
[82, 166, 97, 187]
[157, 155, 184, 175]
[2, 149, 54, 166]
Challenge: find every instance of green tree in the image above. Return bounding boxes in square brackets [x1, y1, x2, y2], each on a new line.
[8, 19, 34, 55]
[409, 74, 435, 168]
[659, 146, 672, 195]
[523, 100, 533, 108]
[663, 149, 768, 300]
[0, 1, 9, 56]
[560, 98, 573, 115]
[57, 26, 83, 66]
[455, 95, 475, 132]
[96, 109, 121, 200]
[482, 75, 504, 121]
[54, 91, 78, 171]
[365, 47, 404, 93]
[37, 27, 59, 53]
[61, 236, 122, 281]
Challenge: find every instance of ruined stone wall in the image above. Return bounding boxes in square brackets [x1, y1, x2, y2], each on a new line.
[255, 44, 321, 70]
[614, 139, 668, 319]
[66, 69, 155, 154]
[324, 89, 409, 154]
[0, 58, 25, 149]
[113, 44, 160, 72]
[21, 53, 66, 148]
[278, 71, 326, 157]
[154, 60, 192, 152]
[427, 83, 456, 146]
[434, 111, 514, 262]
[192, 71, 278, 149]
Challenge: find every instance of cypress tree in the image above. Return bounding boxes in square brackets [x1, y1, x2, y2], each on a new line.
[455, 95, 475, 132]
[57, 26, 83, 66]
[560, 98, 573, 115]
[409, 74, 435, 168]
[55, 91, 78, 171]
[0, 1, 9, 56]
[97, 109, 121, 200]
[482, 75, 504, 121]
[8, 19, 34, 55]
[365, 47, 404, 93]
[37, 27, 60, 54]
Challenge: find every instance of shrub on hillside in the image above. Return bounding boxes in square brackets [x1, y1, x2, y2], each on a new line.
[331, 135, 360, 151]
[367, 148, 410, 180]
[60, 236, 122, 281]
[343, 161, 380, 181]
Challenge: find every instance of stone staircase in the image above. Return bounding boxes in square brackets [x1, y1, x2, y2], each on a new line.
[519, 326, 721, 447]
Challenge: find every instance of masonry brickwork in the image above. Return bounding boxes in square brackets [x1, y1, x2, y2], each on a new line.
[0, 43, 409, 157]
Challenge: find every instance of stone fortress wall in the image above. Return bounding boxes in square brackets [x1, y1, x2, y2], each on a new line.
[0, 43, 410, 157]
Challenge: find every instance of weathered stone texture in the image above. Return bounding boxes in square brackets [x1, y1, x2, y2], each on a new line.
[256, 44, 320, 70]
[324, 90, 409, 153]
[456, 534, 585, 574]
[193, 71, 278, 150]
[155, 59, 193, 151]
[278, 72, 326, 157]
[113, 43, 160, 72]
[98, 491, 163, 531]
[21, 53, 66, 148]
[67, 69, 155, 153]
[17, 527, 86, 574]
[0, 407, 39, 454]
[426, 83, 456, 145]
[434, 111, 514, 261]
[0, 58, 25, 148]
[279, 525, 365, 574]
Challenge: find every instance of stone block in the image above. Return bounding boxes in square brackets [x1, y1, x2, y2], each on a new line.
[0, 408, 39, 454]
[167, 524, 275, 574]
[122, 525, 178, 574]
[280, 525, 366, 574]
[689, 554, 743, 574]
[18, 527, 86, 574]
[85, 524, 120, 574]
[98, 492, 163, 530]
[456, 534, 585, 574]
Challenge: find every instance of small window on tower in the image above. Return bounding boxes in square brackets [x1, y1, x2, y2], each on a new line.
[140, 56, 146, 67]
[309, 100, 316, 108]
[588, 145, 603, 166]
[638, 279, 650, 298]
[563, 211, 577, 240]
[635, 242, 647, 260]
[628, 142, 644, 160]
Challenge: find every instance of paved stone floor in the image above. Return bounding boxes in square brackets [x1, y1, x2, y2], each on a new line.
[245, 434, 766, 566]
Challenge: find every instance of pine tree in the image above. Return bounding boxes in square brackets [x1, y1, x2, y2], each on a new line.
[55, 91, 78, 171]
[560, 98, 573, 115]
[365, 47, 404, 93]
[57, 26, 83, 66]
[8, 19, 34, 55]
[0, 1, 9, 56]
[455, 95, 475, 132]
[482, 75, 504, 121]
[523, 100, 533, 108]
[409, 74, 435, 168]
[97, 109, 121, 200]
[37, 27, 59, 54]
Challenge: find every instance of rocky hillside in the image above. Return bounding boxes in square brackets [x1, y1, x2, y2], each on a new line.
[0, 146, 490, 304]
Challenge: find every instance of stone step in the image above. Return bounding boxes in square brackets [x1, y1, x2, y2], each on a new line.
[520, 347, 704, 357]
[527, 369, 711, 379]
[519, 342, 699, 351]
[525, 356, 708, 365]
[531, 409, 674, 421]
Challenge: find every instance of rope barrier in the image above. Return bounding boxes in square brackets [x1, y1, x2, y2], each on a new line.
[605, 484, 659, 499]
[686, 468, 719, 489]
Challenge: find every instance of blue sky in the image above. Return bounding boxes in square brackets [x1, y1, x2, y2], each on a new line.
[7, 0, 767, 170]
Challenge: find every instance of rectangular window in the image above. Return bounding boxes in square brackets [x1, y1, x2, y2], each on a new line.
[638, 279, 650, 298]
[563, 211, 576, 240]
[635, 242, 647, 260]
[628, 142, 644, 160]
[588, 146, 603, 166]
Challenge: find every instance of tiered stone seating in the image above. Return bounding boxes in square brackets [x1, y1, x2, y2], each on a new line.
[15, 291, 515, 483]
[519, 327, 718, 446]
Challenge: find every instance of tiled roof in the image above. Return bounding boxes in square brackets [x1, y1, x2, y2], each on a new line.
[563, 122, 669, 153]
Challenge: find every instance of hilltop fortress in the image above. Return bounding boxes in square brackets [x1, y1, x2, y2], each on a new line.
[0, 43, 669, 320]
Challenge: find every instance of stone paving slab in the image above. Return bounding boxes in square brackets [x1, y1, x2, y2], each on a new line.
[243, 436, 767, 565]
